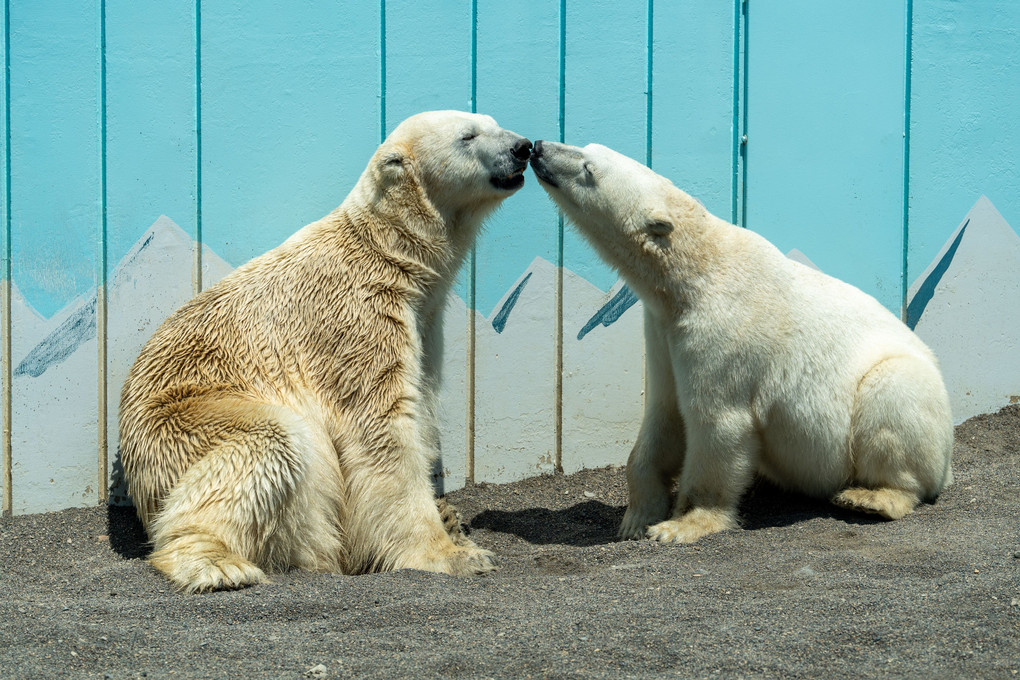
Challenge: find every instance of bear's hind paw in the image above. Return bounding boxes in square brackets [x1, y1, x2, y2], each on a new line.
[646, 508, 736, 544]
[832, 487, 917, 520]
[151, 546, 267, 593]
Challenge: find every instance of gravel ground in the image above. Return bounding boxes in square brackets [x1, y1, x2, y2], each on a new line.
[1, 405, 1018, 680]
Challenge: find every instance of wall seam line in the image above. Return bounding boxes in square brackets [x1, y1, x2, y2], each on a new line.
[644, 0, 653, 414]
[553, 0, 566, 474]
[901, 0, 913, 320]
[739, 0, 749, 227]
[646, 0, 653, 168]
[2, 0, 11, 516]
[730, 0, 741, 223]
[379, 0, 386, 141]
[193, 0, 203, 294]
[97, 0, 109, 504]
[464, 0, 478, 484]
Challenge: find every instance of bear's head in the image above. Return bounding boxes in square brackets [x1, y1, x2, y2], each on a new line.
[367, 111, 532, 233]
[530, 140, 713, 308]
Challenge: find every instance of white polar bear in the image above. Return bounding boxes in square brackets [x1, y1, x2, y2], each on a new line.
[530, 140, 953, 543]
[119, 111, 532, 591]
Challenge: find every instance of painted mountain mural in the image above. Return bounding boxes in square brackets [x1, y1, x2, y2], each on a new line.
[9, 283, 98, 515]
[906, 196, 1020, 423]
[5, 199, 1017, 512]
[471, 257, 645, 483]
[6, 216, 233, 513]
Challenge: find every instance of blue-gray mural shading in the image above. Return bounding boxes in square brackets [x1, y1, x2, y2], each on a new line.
[14, 297, 97, 379]
[906, 219, 968, 330]
[491, 272, 532, 334]
[578, 285, 640, 340]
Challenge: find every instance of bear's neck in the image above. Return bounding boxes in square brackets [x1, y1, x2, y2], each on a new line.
[629, 213, 726, 319]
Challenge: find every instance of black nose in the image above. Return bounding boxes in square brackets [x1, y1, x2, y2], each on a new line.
[532, 140, 544, 158]
[512, 138, 533, 160]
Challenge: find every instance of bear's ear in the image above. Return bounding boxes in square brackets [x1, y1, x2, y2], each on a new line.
[645, 218, 674, 237]
[379, 151, 405, 170]
[375, 149, 414, 189]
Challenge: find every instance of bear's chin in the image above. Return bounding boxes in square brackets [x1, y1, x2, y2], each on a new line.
[490, 172, 525, 191]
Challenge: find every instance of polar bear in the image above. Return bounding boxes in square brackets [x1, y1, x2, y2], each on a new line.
[120, 111, 532, 591]
[530, 140, 953, 544]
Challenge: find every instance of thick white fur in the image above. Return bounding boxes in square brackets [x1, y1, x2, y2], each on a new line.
[531, 141, 953, 543]
[120, 111, 531, 591]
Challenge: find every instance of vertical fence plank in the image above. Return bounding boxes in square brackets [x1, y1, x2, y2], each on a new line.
[1, 0, 9, 515]
[908, 1, 1020, 279]
[651, 2, 736, 218]
[906, 0, 1020, 421]
[201, 2, 380, 273]
[384, 0, 473, 491]
[743, 0, 906, 312]
[8, 0, 101, 513]
[471, 3, 560, 483]
[559, 1, 647, 475]
[103, 1, 199, 504]
[4, 1, 1015, 516]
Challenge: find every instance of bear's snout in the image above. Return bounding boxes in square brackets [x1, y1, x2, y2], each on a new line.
[528, 140, 559, 188]
[512, 137, 534, 161]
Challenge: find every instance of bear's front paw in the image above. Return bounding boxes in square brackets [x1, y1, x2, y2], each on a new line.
[646, 508, 736, 544]
[618, 508, 661, 541]
[445, 545, 497, 576]
[150, 548, 267, 593]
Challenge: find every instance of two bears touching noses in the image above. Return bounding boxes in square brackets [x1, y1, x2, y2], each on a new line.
[119, 111, 953, 593]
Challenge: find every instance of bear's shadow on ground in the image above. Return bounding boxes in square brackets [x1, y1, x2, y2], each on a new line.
[470, 479, 881, 547]
[104, 479, 885, 559]
[107, 505, 151, 560]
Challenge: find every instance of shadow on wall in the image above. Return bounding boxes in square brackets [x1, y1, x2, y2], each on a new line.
[106, 446, 149, 560]
[106, 504, 150, 561]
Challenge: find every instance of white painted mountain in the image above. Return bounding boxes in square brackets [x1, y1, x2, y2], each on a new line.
[10, 283, 68, 352]
[561, 272, 644, 474]
[472, 256, 559, 484]
[433, 290, 470, 493]
[106, 216, 225, 503]
[907, 196, 1020, 423]
[6, 215, 232, 511]
[786, 248, 821, 271]
[9, 286, 99, 514]
[201, 242, 235, 288]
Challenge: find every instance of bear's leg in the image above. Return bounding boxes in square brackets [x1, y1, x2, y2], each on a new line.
[619, 309, 686, 540]
[619, 410, 686, 540]
[436, 497, 472, 547]
[147, 399, 343, 592]
[832, 355, 954, 520]
[646, 409, 758, 544]
[342, 449, 496, 575]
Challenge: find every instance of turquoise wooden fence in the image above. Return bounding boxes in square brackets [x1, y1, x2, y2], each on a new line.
[2, 1, 1017, 514]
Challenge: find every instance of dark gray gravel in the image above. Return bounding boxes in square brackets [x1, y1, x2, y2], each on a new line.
[2, 405, 1018, 680]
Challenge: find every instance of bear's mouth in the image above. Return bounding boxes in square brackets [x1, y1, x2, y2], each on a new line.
[491, 166, 526, 191]
[529, 157, 558, 188]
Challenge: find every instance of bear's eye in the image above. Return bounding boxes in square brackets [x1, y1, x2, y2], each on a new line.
[582, 161, 595, 176]
[461, 131, 478, 142]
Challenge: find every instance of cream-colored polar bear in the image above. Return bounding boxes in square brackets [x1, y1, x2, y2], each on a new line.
[531, 140, 953, 543]
[120, 111, 532, 591]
